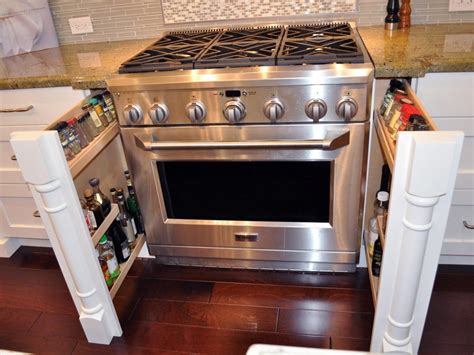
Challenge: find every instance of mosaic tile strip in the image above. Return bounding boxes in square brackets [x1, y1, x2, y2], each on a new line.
[161, 0, 357, 24]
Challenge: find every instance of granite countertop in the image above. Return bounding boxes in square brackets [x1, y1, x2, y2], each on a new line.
[0, 38, 156, 90]
[358, 23, 474, 78]
[0, 24, 473, 89]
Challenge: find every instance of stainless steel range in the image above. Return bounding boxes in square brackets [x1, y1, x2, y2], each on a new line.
[108, 23, 374, 272]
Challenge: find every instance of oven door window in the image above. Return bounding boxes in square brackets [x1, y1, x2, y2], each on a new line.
[157, 161, 331, 223]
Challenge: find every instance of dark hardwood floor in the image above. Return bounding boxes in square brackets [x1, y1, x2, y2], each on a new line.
[0, 246, 472, 354]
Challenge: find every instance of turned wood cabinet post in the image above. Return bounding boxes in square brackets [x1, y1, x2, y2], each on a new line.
[10, 130, 122, 344]
[370, 131, 464, 354]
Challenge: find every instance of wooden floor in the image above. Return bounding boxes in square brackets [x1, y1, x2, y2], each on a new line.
[0, 247, 472, 354]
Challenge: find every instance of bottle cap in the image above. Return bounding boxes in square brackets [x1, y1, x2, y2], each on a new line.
[89, 98, 98, 105]
[83, 188, 94, 198]
[110, 187, 116, 193]
[117, 188, 124, 195]
[67, 118, 77, 126]
[99, 234, 107, 244]
[55, 121, 68, 131]
[377, 191, 389, 202]
[89, 178, 99, 187]
[124, 170, 129, 175]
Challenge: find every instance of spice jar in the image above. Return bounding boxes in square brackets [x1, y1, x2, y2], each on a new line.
[383, 89, 407, 122]
[103, 93, 117, 120]
[55, 122, 75, 161]
[60, 120, 81, 155]
[96, 96, 114, 123]
[89, 98, 109, 128]
[67, 117, 89, 149]
[83, 103, 104, 133]
[78, 114, 94, 142]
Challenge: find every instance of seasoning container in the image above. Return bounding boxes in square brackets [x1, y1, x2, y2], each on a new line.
[62, 120, 81, 155]
[385, 0, 400, 31]
[78, 114, 95, 142]
[103, 93, 117, 120]
[55, 121, 77, 160]
[89, 98, 109, 128]
[97, 96, 114, 123]
[82, 112, 100, 138]
[83, 103, 104, 133]
[380, 79, 404, 116]
[409, 115, 430, 131]
[67, 117, 89, 149]
[383, 89, 407, 122]
[388, 98, 416, 138]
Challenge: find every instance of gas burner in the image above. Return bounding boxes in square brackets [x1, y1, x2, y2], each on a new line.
[154, 31, 221, 46]
[278, 38, 363, 65]
[119, 45, 206, 73]
[218, 27, 284, 42]
[195, 42, 278, 68]
[286, 23, 353, 40]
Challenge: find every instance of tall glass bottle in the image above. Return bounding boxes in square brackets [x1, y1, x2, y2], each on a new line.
[83, 189, 104, 229]
[97, 234, 120, 280]
[117, 194, 136, 248]
[89, 178, 111, 216]
[108, 223, 131, 264]
[124, 170, 145, 234]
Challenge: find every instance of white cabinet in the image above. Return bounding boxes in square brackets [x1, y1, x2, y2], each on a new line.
[415, 72, 474, 264]
[0, 87, 88, 244]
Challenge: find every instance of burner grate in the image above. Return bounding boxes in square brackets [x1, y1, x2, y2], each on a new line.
[285, 23, 353, 40]
[195, 41, 278, 68]
[119, 45, 206, 73]
[277, 37, 363, 65]
[154, 30, 222, 46]
[218, 27, 284, 43]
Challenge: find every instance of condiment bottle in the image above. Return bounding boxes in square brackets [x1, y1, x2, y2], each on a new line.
[89, 98, 109, 128]
[84, 188, 104, 228]
[374, 191, 389, 231]
[124, 170, 145, 234]
[96, 96, 114, 123]
[103, 93, 117, 120]
[89, 178, 111, 216]
[54, 122, 75, 161]
[97, 234, 120, 280]
[59, 120, 81, 155]
[372, 236, 383, 277]
[83, 103, 104, 133]
[95, 248, 113, 289]
[108, 224, 131, 264]
[117, 193, 137, 248]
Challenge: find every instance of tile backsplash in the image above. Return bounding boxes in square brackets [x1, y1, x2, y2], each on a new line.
[48, 0, 473, 45]
[161, 0, 356, 24]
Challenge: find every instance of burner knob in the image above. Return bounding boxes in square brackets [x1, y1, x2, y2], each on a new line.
[123, 104, 143, 124]
[149, 103, 169, 124]
[223, 100, 246, 123]
[336, 97, 358, 121]
[263, 98, 285, 122]
[305, 99, 327, 122]
[186, 101, 206, 123]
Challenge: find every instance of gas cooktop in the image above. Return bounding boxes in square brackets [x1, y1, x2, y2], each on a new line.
[119, 23, 364, 73]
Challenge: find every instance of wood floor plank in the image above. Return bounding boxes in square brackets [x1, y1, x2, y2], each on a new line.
[278, 308, 372, 338]
[421, 291, 474, 345]
[116, 277, 213, 303]
[0, 331, 77, 354]
[418, 342, 474, 355]
[73, 341, 192, 354]
[0, 266, 67, 290]
[119, 320, 330, 354]
[211, 283, 373, 313]
[6, 246, 59, 270]
[29, 312, 86, 341]
[136, 261, 370, 289]
[0, 307, 41, 333]
[132, 298, 278, 331]
[0, 283, 76, 315]
[331, 337, 371, 351]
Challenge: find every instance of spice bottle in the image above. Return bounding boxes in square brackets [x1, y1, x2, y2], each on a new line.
[96, 96, 114, 123]
[89, 98, 109, 128]
[98, 234, 120, 280]
[78, 114, 94, 142]
[83, 103, 104, 133]
[67, 117, 89, 149]
[89, 178, 111, 216]
[103, 93, 117, 120]
[55, 123, 75, 161]
[58, 121, 81, 155]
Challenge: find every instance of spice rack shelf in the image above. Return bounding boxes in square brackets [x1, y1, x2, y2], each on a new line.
[110, 233, 145, 299]
[68, 121, 119, 179]
[376, 215, 386, 249]
[364, 234, 379, 307]
[91, 203, 119, 246]
[374, 79, 439, 174]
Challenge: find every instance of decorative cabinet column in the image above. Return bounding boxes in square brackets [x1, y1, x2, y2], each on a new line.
[370, 131, 464, 354]
[10, 130, 122, 344]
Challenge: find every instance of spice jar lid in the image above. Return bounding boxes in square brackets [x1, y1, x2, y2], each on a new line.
[89, 98, 99, 105]
[377, 191, 390, 202]
[89, 178, 100, 187]
[67, 118, 77, 125]
[98, 234, 108, 244]
[55, 121, 68, 131]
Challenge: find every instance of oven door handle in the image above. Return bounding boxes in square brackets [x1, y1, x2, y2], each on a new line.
[134, 129, 350, 151]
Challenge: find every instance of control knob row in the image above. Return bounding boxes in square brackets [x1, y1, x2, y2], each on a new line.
[123, 97, 358, 125]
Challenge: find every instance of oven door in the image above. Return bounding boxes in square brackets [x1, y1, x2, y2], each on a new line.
[120, 123, 368, 270]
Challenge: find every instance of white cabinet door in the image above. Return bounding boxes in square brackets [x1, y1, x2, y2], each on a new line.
[416, 72, 474, 264]
[0, 183, 47, 239]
